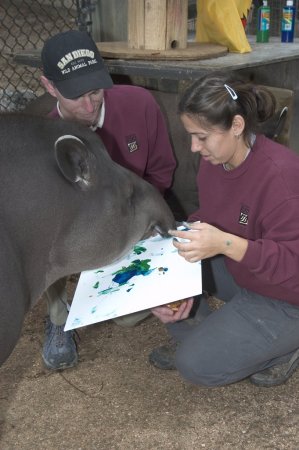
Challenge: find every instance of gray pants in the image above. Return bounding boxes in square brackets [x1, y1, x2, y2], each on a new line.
[168, 256, 299, 386]
[44, 277, 69, 326]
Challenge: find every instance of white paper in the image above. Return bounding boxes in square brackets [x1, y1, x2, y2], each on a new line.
[65, 230, 202, 331]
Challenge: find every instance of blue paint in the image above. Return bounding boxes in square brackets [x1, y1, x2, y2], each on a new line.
[112, 259, 154, 286]
[98, 286, 120, 296]
[72, 318, 82, 327]
[126, 283, 135, 292]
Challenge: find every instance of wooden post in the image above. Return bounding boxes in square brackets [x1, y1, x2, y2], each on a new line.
[127, 0, 188, 51]
[144, 0, 167, 50]
[96, 0, 228, 61]
[166, 0, 188, 49]
[128, 0, 145, 49]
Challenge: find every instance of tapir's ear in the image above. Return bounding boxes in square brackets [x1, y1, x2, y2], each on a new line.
[54, 134, 97, 189]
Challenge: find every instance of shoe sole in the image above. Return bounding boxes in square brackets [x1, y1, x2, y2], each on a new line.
[148, 353, 176, 370]
[250, 357, 299, 387]
[42, 354, 78, 371]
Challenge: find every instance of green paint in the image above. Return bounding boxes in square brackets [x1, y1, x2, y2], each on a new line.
[98, 286, 121, 295]
[93, 281, 100, 289]
[133, 245, 147, 255]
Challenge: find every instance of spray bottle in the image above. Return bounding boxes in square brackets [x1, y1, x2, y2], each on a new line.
[256, 0, 270, 43]
[281, 0, 296, 43]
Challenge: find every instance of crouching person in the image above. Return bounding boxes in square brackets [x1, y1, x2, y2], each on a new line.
[149, 72, 299, 388]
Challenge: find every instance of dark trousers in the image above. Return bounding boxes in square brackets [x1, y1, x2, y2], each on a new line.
[167, 256, 299, 386]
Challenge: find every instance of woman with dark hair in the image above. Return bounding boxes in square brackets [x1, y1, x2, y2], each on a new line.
[150, 72, 299, 388]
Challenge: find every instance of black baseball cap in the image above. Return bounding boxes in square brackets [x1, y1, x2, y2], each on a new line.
[41, 30, 113, 99]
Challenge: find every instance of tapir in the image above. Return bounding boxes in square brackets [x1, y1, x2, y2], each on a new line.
[0, 113, 175, 367]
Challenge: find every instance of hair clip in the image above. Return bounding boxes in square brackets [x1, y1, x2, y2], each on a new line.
[224, 84, 238, 100]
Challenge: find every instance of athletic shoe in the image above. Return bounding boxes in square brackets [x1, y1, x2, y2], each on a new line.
[250, 348, 299, 387]
[42, 317, 78, 370]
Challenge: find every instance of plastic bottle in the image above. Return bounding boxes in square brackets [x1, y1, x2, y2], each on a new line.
[256, 0, 270, 43]
[281, 0, 296, 43]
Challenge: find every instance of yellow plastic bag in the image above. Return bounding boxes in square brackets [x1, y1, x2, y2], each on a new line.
[196, 0, 252, 54]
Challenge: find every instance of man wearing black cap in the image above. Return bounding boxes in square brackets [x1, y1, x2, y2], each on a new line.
[40, 30, 176, 371]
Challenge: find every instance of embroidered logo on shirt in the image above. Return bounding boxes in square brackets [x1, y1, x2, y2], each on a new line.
[239, 205, 249, 225]
[126, 135, 138, 153]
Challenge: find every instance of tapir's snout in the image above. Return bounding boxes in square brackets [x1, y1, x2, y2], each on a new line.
[152, 196, 176, 238]
[141, 213, 175, 241]
[154, 221, 176, 238]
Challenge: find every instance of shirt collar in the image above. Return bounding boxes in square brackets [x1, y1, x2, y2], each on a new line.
[56, 101, 63, 119]
[90, 98, 105, 131]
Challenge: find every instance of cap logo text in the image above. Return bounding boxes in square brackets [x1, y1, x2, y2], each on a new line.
[57, 49, 95, 70]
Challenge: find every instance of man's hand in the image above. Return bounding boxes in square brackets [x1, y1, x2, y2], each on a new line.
[151, 297, 194, 323]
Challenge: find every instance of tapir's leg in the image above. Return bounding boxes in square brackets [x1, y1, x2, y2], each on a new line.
[0, 285, 27, 366]
[0, 247, 29, 366]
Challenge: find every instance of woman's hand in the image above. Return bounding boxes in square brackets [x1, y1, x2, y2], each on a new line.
[169, 222, 248, 262]
[151, 297, 194, 323]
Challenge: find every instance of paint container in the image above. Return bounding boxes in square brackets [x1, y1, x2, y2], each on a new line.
[281, 0, 296, 43]
[256, 0, 270, 43]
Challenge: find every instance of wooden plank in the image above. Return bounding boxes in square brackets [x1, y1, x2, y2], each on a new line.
[11, 42, 227, 67]
[144, 0, 167, 50]
[166, 0, 188, 50]
[92, 0, 128, 42]
[128, 0, 145, 49]
[96, 41, 228, 60]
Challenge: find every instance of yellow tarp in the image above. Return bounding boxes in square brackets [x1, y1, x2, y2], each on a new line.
[196, 0, 252, 53]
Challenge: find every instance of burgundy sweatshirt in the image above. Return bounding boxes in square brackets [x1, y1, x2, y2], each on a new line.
[189, 134, 299, 306]
[48, 85, 176, 194]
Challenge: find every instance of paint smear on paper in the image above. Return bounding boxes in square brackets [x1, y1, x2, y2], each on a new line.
[133, 245, 147, 255]
[112, 259, 154, 285]
[96, 259, 158, 296]
[98, 286, 121, 296]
